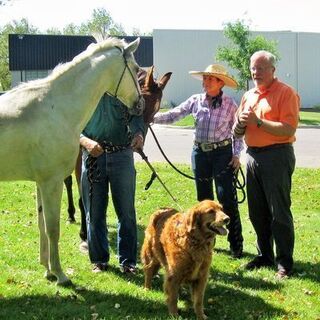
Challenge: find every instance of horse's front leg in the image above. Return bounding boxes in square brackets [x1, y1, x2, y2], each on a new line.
[37, 187, 54, 280]
[38, 179, 71, 286]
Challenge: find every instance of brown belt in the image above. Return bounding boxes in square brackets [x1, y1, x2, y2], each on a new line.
[194, 138, 232, 152]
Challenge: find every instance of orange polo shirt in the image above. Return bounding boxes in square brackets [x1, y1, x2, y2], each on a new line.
[239, 78, 300, 147]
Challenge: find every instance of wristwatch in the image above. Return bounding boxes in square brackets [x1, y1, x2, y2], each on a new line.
[257, 118, 263, 128]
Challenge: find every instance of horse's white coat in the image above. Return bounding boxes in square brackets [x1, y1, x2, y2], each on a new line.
[0, 37, 141, 285]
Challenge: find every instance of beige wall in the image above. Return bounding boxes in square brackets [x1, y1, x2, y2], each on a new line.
[154, 29, 320, 108]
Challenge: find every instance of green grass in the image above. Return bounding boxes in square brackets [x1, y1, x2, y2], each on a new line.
[0, 165, 320, 319]
[299, 111, 320, 126]
[159, 109, 320, 127]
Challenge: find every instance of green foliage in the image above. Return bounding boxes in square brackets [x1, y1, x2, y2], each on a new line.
[0, 6, 147, 89]
[0, 166, 319, 319]
[216, 20, 279, 90]
[0, 0, 10, 5]
[79, 7, 127, 40]
[0, 19, 39, 90]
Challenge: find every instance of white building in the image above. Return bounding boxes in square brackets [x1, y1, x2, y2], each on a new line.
[153, 29, 320, 108]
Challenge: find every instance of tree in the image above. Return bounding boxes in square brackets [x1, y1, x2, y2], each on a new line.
[0, 19, 39, 90]
[132, 27, 152, 36]
[79, 7, 126, 40]
[216, 20, 279, 90]
[0, 7, 141, 89]
[0, 0, 10, 6]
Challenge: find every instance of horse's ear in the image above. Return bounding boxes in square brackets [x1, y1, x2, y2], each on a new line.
[124, 37, 140, 55]
[158, 72, 172, 90]
[145, 66, 156, 88]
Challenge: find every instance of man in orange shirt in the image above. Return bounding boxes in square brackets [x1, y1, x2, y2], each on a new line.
[233, 50, 300, 279]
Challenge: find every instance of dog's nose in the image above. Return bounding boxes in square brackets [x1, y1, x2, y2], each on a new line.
[224, 216, 230, 225]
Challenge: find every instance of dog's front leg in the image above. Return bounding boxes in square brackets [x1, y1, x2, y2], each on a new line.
[164, 274, 180, 317]
[191, 276, 208, 320]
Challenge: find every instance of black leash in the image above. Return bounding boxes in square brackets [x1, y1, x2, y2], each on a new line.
[146, 125, 246, 204]
[138, 148, 183, 210]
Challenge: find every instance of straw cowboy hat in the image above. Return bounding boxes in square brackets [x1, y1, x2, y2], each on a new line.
[189, 64, 238, 88]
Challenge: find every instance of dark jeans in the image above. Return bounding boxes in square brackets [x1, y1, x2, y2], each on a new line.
[191, 145, 243, 251]
[246, 144, 295, 271]
[81, 148, 137, 267]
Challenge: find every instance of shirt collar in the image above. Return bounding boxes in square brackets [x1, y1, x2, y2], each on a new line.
[253, 78, 279, 94]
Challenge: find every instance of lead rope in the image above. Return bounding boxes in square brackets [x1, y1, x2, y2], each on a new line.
[147, 125, 246, 204]
[121, 104, 182, 210]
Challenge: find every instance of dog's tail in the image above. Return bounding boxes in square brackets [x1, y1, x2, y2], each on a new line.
[150, 207, 178, 229]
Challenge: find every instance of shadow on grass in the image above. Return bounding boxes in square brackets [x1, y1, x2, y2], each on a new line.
[0, 290, 168, 320]
[51, 223, 290, 319]
[0, 278, 287, 320]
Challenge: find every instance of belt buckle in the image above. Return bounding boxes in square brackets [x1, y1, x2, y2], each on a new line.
[201, 143, 213, 152]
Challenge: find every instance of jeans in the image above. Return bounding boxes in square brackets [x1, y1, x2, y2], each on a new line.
[191, 145, 243, 251]
[81, 148, 137, 267]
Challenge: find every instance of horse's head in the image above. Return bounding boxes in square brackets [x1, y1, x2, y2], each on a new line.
[138, 66, 172, 124]
[106, 38, 144, 115]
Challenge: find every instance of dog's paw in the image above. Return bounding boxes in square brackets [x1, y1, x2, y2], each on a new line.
[196, 313, 208, 320]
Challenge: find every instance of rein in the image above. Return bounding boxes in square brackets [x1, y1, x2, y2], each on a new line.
[146, 125, 246, 204]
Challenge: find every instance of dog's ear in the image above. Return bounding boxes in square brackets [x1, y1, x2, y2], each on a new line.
[186, 209, 199, 232]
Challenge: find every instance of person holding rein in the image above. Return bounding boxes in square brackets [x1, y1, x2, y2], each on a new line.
[153, 64, 244, 259]
[233, 50, 300, 279]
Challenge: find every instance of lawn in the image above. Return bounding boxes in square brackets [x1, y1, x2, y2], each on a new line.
[0, 165, 319, 320]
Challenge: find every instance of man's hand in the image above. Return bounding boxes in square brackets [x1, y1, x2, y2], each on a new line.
[238, 106, 259, 126]
[80, 136, 104, 157]
[131, 133, 144, 152]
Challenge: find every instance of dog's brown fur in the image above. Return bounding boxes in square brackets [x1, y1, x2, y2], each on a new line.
[140, 200, 230, 320]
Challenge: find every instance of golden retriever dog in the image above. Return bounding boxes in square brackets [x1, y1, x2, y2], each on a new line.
[140, 200, 230, 320]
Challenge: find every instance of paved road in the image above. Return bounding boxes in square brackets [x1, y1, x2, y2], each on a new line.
[135, 125, 320, 168]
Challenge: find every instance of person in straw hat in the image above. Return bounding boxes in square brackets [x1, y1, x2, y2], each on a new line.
[152, 64, 244, 258]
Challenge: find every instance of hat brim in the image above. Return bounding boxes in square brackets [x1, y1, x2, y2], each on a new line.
[189, 71, 238, 89]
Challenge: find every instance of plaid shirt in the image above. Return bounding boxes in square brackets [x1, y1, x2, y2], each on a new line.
[153, 92, 244, 157]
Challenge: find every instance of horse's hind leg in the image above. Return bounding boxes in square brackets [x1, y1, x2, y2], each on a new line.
[79, 197, 87, 241]
[38, 179, 71, 286]
[64, 175, 76, 223]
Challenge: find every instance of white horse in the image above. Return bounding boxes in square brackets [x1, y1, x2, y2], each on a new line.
[0, 37, 142, 286]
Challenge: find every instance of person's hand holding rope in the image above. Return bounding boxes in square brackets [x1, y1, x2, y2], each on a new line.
[80, 136, 104, 157]
[131, 133, 144, 152]
[229, 155, 241, 171]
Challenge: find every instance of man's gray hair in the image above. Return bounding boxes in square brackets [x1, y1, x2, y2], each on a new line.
[251, 50, 276, 67]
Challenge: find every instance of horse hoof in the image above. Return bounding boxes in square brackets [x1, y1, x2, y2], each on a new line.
[67, 217, 76, 224]
[57, 279, 73, 287]
[44, 271, 57, 282]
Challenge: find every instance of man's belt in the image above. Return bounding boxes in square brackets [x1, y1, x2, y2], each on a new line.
[100, 141, 129, 153]
[194, 138, 232, 152]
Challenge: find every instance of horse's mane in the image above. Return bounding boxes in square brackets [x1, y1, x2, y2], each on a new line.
[11, 37, 126, 92]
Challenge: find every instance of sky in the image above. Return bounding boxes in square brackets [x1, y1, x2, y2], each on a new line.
[0, 0, 319, 34]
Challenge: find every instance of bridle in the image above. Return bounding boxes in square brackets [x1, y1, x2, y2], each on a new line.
[107, 46, 142, 108]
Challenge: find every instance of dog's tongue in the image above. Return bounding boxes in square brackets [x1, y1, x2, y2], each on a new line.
[217, 227, 227, 236]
